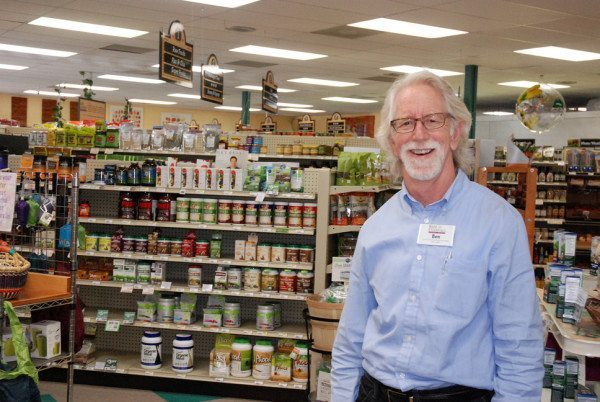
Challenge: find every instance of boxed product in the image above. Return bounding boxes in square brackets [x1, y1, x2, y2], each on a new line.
[209, 348, 231, 377]
[156, 166, 169, 188]
[2, 325, 31, 363]
[30, 320, 61, 359]
[207, 168, 218, 190]
[151, 262, 166, 284]
[137, 300, 157, 322]
[271, 353, 292, 382]
[114, 259, 137, 283]
[234, 240, 246, 260]
[196, 167, 208, 190]
[203, 308, 222, 327]
[232, 168, 244, 191]
[543, 348, 555, 388]
[174, 310, 194, 325]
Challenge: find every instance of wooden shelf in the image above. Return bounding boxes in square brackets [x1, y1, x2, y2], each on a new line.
[328, 225, 362, 234]
[10, 272, 72, 309]
[329, 185, 394, 195]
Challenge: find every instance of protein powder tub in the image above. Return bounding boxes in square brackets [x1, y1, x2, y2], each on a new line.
[137, 262, 151, 284]
[256, 305, 275, 331]
[98, 234, 111, 252]
[217, 199, 232, 224]
[271, 244, 286, 263]
[298, 245, 315, 263]
[267, 302, 282, 328]
[279, 270, 297, 293]
[141, 331, 162, 370]
[188, 265, 202, 286]
[172, 334, 193, 374]
[258, 201, 273, 226]
[223, 302, 241, 328]
[122, 236, 135, 253]
[296, 271, 314, 294]
[252, 340, 274, 379]
[157, 296, 175, 323]
[231, 200, 246, 224]
[261, 269, 279, 292]
[227, 267, 242, 290]
[291, 343, 309, 383]
[195, 240, 209, 256]
[256, 243, 271, 262]
[176, 197, 190, 222]
[245, 201, 258, 225]
[288, 203, 303, 227]
[302, 203, 317, 228]
[273, 202, 288, 227]
[243, 268, 261, 292]
[189, 199, 202, 222]
[202, 199, 217, 223]
[231, 338, 252, 378]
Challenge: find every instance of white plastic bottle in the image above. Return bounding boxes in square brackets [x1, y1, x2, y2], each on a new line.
[291, 343, 309, 383]
[172, 334, 194, 373]
[252, 340, 274, 380]
[230, 338, 252, 377]
[141, 331, 162, 370]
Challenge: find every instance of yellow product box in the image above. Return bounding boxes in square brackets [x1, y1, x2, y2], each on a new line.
[30, 320, 61, 359]
[2, 324, 32, 363]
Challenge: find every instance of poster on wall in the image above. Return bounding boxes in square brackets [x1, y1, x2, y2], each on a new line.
[109, 105, 144, 128]
[159, 20, 193, 88]
[161, 112, 192, 125]
[346, 115, 375, 137]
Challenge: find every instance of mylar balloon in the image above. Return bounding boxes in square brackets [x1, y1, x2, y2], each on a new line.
[515, 84, 566, 133]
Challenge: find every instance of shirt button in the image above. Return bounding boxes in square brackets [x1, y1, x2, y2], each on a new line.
[416, 255, 422, 261]
[424, 218, 429, 223]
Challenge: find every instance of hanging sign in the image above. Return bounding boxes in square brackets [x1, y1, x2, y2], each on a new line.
[0, 172, 16, 232]
[201, 54, 224, 105]
[327, 112, 346, 136]
[298, 114, 315, 134]
[79, 98, 106, 122]
[262, 71, 278, 114]
[261, 116, 276, 133]
[159, 20, 193, 88]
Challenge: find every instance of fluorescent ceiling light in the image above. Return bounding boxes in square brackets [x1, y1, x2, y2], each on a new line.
[498, 81, 570, 89]
[215, 106, 261, 111]
[168, 93, 201, 99]
[287, 78, 358, 87]
[0, 43, 76, 57]
[322, 97, 378, 104]
[98, 74, 165, 84]
[277, 102, 313, 108]
[380, 65, 463, 77]
[349, 18, 467, 38]
[483, 111, 513, 116]
[29, 17, 147, 38]
[236, 85, 297, 93]
[152, 64, 235, 74]
[57, 83, 118, 91]
[514, 46, 600, 62]
[24, 90, 79, 97]
[129, 99, 176, 105]
[230, 45, 327, 60]
[280, 108, 326, 113]
[0, 64, 28, 70]
[182, 0, 260, 8]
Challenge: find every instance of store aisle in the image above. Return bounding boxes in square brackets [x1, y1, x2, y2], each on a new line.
[39, 381, 264, 402]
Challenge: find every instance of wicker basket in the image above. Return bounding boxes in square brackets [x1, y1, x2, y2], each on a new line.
[0, 252, 31, 300]
[306, 295, 344, 352]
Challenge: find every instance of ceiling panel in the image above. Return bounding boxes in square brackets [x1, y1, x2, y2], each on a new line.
[388, 7, 514, 32]
[529, 17, 600, 40]
[503, 0, 600, 18]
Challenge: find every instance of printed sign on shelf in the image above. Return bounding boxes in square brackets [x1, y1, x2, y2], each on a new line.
[298, 114, 315, 134]
[261, 115, 276, 133]
[201, 54, 224, 105]
[159, 20, 193, 88]
[332, 256, 352, 282]
[327, 112, 346, 136]
[262, 70, 278, 114]
[0, 173, 16, 232]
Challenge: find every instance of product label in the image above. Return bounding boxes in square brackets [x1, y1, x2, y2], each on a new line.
[172, 347, 193, 370]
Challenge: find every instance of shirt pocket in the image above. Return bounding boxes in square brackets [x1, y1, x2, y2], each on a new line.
[433, 259, 487, 320]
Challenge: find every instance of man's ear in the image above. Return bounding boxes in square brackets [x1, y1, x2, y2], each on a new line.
[450, 121, 463, 150]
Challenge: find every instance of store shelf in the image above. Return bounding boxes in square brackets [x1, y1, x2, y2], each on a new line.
[79, 217, 315, 236]
[70, 351, 307, 390]
[535, 218, 565, 225]
[487, 180, 518, 185]
[10, 272, 72, 310]
[85, 308, 307, 340]
[531, 161, 566, 167]
[80, 183, 316, 200]
[77, 279, 311, 301]
[567, 172, 599, 177]
[537, 182, 568, 187]
[327, 225, 362, 235]
[33, 354, 72, 372]
[329, 185, 394, 195]
[535, 239, 553, 245]
[78, 250, 313, 271]
[532, 264, 546, 268]
[13, 245, 55, 257]
[535, 199, 567, 205]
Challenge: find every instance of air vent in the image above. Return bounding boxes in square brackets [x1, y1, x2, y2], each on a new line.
[312, 25, 379, 39]
[227, 60, 277, 68]
[362, 76, 398, 83]
[100, 44, 154, 54]
[226, 25, 256, 33]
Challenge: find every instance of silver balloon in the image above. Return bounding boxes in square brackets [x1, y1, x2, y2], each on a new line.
[515, 84, 566, 133]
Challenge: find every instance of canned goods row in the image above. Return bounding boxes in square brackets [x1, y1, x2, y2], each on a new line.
[208, 266, 314, 294]
[203, 301, 283, 332]
[234, 241, 314, 263]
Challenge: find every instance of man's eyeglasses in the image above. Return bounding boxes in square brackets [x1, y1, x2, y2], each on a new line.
[390, 113, 453, 134]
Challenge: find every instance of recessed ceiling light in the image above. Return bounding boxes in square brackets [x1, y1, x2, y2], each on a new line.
[29, 17, 147, 38]
[0, 64, 28, 70]
[322, 97, 378, 104]
[349, 18, 467, 39]
[380, 65, 463, 77]
[279, 107, 326, 113]
[24, 90, 79, 97]
[182, 0, 260, 8]
[483, 111, 514, 116]
[514, 46, 600, 62]
[151, 64, 235, 74]
[277, 102, 313, 108]
[230, 45, 327, 60]
[0, 43, 76, 57]
[98, 74, 165, 84]
[57, 83, 119, 91]
[287, 78, 358, 87]
[215, 106, 261, 111]
[168, 93, 201, 99]
[235, 85, 297, 93]
[129, 99, 177, 105]
[498, 81, 570, 89]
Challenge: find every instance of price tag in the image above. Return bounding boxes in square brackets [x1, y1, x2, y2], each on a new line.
[179, 189, 187, 195]
[535, 199, 543, 206]
[202, 284, 213, 292]
[144, 371, 155, 376]
[159, 255, 170, 261]
[106, 219, 114, 224]
[215, 377, 224, 382]
[243, 330, 253, 335]
[142, 286, 155, 295]
[133, 283, 143, 289]
[90, 148, 100, 155]
[123, 312, 136, 324]
[209, 259, 219, 264]
[278, 382, 288, 387]
[116, 368, 126, 374]
[293, 384, 304, 389]
[96, 309, 109, 323]
[293, 334, 304, 339]
[121, 283, 134, 293]
[221, 328, 230, 333]
[176, 373, 187, 379]
[122, 220, 132, 225]
[87, 218, 96, 223]
[221, 259, 232, 265]
[254, 380, 264, 385]
[94, 361, 105, 370]
[183, 257, 193, 262]
[105, 320, 121, 332]
[188, 285, 200, 292]
[87, 251, 96, 256]
[255, 192, 266, 202]
[104, 358, 118, 371]
[557, 161, 565, 166]
[161, 281, 172, 290]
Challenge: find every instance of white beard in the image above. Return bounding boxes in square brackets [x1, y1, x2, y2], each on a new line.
[399, 140, 446, 181]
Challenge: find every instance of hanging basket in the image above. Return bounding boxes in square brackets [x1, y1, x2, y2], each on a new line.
[0, 252, 31, 300]
[305, 295, 344, 352]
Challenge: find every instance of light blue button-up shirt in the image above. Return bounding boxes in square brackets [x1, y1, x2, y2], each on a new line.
[331, 170, 544, 402]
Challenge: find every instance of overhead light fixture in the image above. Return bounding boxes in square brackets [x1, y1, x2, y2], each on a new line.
[98, 74, 165, 84]
[0, 43, 76, 57]
[322, 97, 378, 104]
[168, 93, 201, 99]
[514, 46, 600, 62]
[277, 102, 313, 108]
[0, 64, 28, 70]
[29, 17, 147, 38]
[380, 65, 463, 77]
[230, 45, 327, 60]
[24, 90, 79, 97]
[215, 106, 261, 111]
[348, 18, 467, 38]
[498, 81, 570, 89]
[182, 0, 260, 8]
[483, 111, 514, 116]
[280, 107, 326, 113]
[57, 83, 119, 91]
[151, 64, 235, 74]
[235, 85, 297, 93]
[128, 99, 177, 105]
[287, 78, 358, 87]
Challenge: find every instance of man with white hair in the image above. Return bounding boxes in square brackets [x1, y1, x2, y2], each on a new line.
[331, 71, 543, 402]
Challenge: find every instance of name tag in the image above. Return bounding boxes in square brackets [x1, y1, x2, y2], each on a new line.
[417, 224, 455, 247]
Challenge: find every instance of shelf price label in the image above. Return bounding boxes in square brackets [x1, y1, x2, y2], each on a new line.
[96, 309, 109, 323]
[142, 286, 155, 295]
[123, 312, 136, 325]
[105, 320, 121, 332]
[160, 281, 172, 290]
[121, 283, 134, 293]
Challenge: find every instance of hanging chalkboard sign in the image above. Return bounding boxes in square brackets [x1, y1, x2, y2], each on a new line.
[261, 115, 276, 133]
[327, 112, 346, 136]
[159, 20, 193, 88]
[201, 54, 224, 105]
[298, 114, 315, 134]
[262, 71, 278, 114]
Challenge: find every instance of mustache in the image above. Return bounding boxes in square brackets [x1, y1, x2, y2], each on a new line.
[400, 140, 442, 153]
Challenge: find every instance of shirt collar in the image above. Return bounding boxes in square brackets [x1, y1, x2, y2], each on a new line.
[398, 169, 467, 213]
